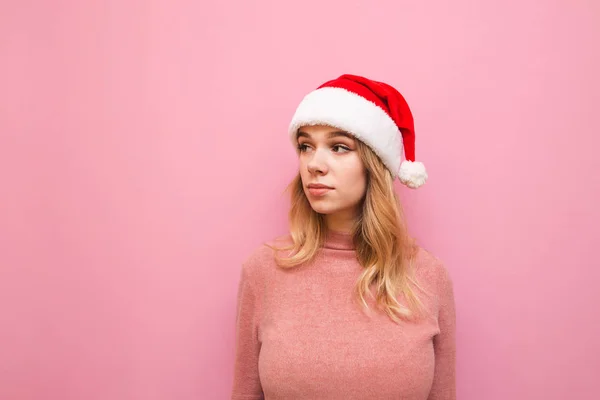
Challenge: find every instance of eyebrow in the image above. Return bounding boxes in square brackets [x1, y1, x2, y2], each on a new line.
[296, 130, 354, 140]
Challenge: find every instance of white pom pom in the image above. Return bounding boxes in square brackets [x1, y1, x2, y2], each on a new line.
[398, 161, 428, 189]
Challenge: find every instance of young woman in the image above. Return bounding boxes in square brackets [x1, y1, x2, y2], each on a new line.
[231, 74, 456, 400]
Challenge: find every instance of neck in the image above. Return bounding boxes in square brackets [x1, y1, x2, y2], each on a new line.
[323, 229, 356, 250]
[324, 209, 359, 234]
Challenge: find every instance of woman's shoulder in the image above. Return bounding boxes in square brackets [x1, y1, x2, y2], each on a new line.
[413, 246, 454, 294]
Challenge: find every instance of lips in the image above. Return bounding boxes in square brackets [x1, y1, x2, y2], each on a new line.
[307, 184, 333, 189]
[307, 185, 333, 197]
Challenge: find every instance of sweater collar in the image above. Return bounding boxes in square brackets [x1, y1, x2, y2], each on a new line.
[323, 229, 356, 250]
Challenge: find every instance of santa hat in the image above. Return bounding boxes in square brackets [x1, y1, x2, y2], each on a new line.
[288, 74, 427, 189]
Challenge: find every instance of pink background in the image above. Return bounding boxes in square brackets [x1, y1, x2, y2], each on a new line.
[1, 1, 599, 399]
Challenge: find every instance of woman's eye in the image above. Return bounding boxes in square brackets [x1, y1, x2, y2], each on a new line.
[297, 144, 350, 153]
[297, 144, 309, 152]
[332, 144, 350, 153]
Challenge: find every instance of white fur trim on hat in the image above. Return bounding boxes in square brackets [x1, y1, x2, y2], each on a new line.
[288, 87, 404, 179]
[398, 160, 427, 189]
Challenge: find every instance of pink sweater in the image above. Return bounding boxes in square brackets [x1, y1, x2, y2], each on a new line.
[231, 230, 456, 400]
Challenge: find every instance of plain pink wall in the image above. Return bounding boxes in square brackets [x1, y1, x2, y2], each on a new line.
[1, 1, 598, 399]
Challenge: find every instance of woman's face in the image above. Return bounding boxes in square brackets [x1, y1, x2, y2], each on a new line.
[296, 125, 367, 228]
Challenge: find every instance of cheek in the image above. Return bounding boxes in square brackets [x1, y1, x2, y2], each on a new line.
[354, 175, 368, 197]
[299, 166, 309, 183]
[339, 167, 367, 196]
[297, 159, 307, 174]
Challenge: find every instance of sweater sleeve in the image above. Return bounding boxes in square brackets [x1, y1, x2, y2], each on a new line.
[231, 260, 264, 400]
[428, 263, 457, 400]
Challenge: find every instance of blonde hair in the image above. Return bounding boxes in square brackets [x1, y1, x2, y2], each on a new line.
[265, 139, 432, 324]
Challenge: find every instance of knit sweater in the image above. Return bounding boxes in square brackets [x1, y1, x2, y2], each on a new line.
[231, 230, 456, 400]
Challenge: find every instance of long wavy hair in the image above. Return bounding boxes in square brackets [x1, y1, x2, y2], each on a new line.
[265, 139, 432, 324]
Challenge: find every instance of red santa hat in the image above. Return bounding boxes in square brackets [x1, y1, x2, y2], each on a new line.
[288, 74, 427, 189]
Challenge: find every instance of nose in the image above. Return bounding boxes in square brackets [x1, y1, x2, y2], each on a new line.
[306, 147, 329, 175]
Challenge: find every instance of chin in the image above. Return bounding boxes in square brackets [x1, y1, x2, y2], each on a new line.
[308, 202, 340, 215]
